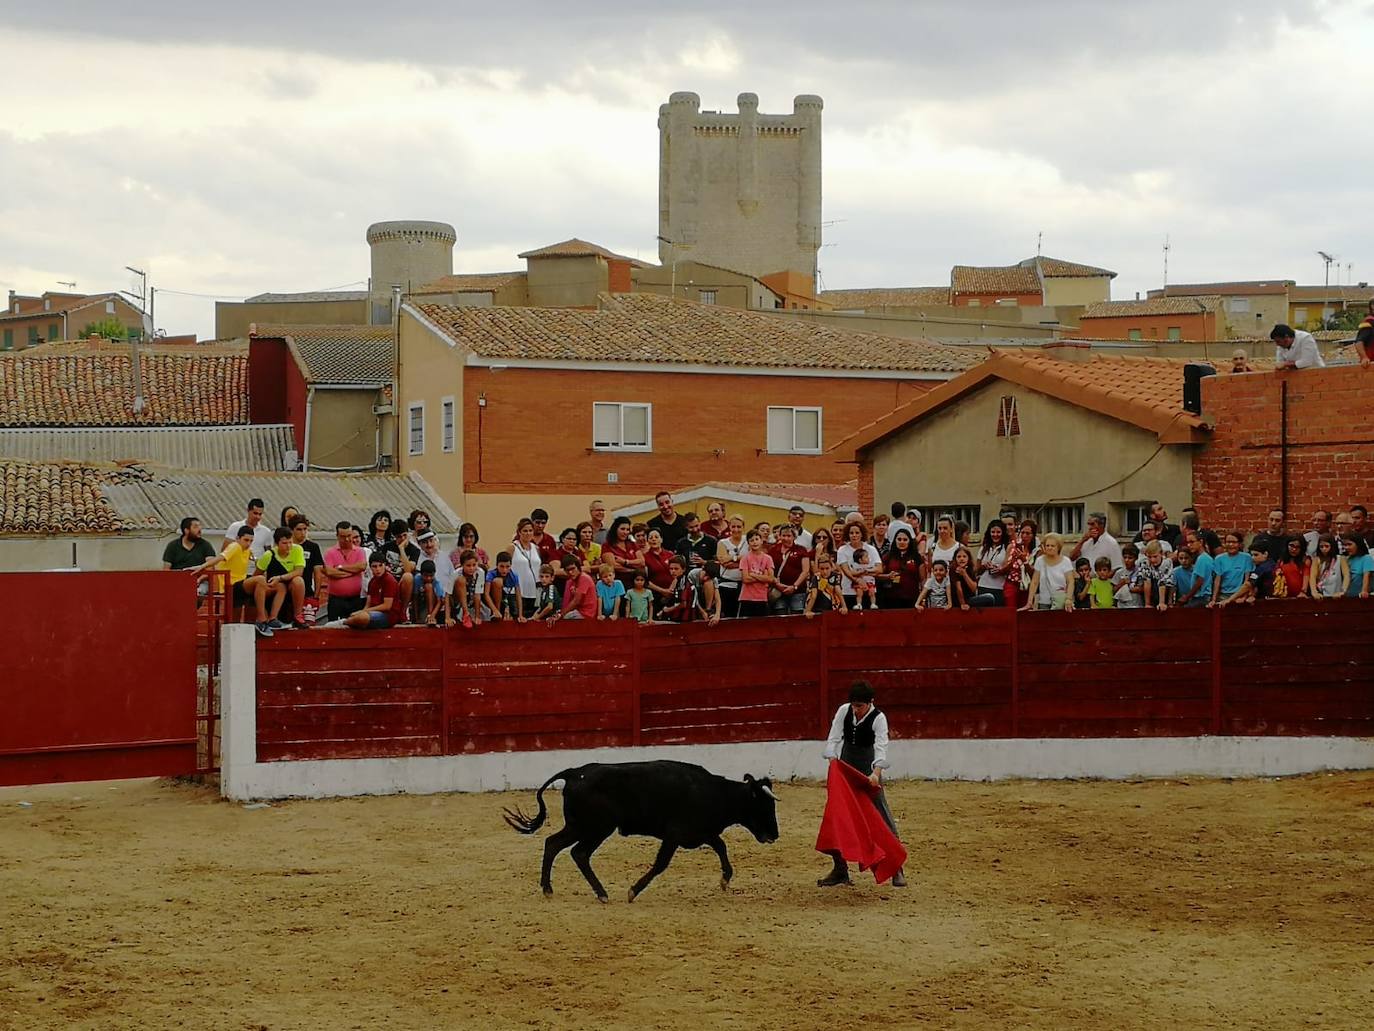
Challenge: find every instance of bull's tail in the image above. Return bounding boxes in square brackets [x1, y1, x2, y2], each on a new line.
[502, 769, 574, 835]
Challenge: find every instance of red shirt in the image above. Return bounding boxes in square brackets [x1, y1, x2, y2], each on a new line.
[643, 547, 675, 589]
[561, 572, 598, 619]
[768, 542, 811, 587]
[367, 570, 404, 626]
[883, 550, 923, 602]
[603, 540, 642, 587]
[533, 532, 559, 564]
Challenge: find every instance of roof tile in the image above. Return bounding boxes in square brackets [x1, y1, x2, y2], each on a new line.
[820, 286, 951, 309]
[251, 324, 393, 385]
[1081, 296, 1220, 319]
[951, 264, 1041, 295]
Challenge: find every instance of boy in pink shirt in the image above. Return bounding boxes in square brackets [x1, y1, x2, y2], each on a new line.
[737, 529, 776, 618]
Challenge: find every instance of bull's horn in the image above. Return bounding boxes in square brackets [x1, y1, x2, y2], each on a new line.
[761, 785, 780, 802]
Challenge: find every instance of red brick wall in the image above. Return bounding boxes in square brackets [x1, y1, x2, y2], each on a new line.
[463, 367, 935, 495]
[954, 292, 1043, 307]
[857, 461, 874, 519]
[606, 259, 633, 294]
[1077, 311, 1216, 341]
[1193, 366, 1374, 533]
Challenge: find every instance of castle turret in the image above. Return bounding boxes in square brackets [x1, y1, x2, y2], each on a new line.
[366, 220, 456, 324]
[658, 91, 822, 288]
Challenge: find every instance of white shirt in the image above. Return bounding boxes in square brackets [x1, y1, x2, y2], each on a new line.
[1078, 531, 1123, 573]
[226, 520, 275, 560]
[509, 541, 542, 598]
[836, 542, 882, 596]
[823, 703, 890, 771]
[1034, 554, 1074, 604]
[1275, 331, 1325, 369]
[787, 525, 813, 548]
[421, 547, 454, 588]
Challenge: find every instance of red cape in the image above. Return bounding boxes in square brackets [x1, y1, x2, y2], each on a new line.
[815, 759, 908, 884]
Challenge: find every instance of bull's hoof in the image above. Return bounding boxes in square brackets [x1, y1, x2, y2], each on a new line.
[596, 893, 609, 904]
[627, 888, 637, 903]
[720, 877, 731, 892]
[541, 885, 553, 897]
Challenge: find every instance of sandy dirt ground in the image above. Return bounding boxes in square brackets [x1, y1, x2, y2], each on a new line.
[2, 772, 1373, 1030]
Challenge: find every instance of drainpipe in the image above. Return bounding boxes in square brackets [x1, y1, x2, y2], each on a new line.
[1279, 379, 1289, 516]
[130, 335, 145, 414]
[302, 385, 314, 471]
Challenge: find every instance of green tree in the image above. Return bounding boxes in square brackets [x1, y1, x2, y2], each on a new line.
[1325, 306, 1371, 332]
[77, 317, 129, 340]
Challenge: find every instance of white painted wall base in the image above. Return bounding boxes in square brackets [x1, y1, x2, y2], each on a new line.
[220, 627, 1374, 801]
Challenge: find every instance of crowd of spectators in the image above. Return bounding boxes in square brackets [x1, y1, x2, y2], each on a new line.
[160, 492, 1374, 637]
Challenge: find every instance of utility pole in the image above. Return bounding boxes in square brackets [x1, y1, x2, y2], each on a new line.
[1162, 235, 1170, 288]
[122, 265, 149, 337]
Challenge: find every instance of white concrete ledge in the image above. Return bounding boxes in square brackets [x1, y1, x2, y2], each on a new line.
[221, 626, 1374, 801]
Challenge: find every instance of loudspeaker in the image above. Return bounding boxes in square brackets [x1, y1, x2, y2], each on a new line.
[1183, 363, 1215, 415]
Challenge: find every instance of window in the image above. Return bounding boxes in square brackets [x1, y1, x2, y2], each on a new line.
[47, 322, 59, 341]
[27, 326, 39, 345]
[2, 329, 11, 350]
[441, 396, 455, 453]
[1227, 297, 1250, 313]
[699, 290, 717, 305]
[408, 402, 425, 456]
[1004, 503, 1083, 536]
[1293, 307, 1308, 325]
[1166, 326, 1182, 341]
[923, 505, 982, 533]
[966, 299, 982, 307]
[1117, 503, 1152, 535]
[766, 406, 822, 454]
[593, 402, 652, 451]
[105, 300, 115, 314]
[996, 395, 1020, 437]
[995, 297, 1017, 306]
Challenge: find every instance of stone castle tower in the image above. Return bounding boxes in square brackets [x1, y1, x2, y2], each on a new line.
[658, 92, 822, 287]
[366, 220, 456, 324]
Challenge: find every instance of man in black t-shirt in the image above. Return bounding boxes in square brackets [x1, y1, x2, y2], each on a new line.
[647, 490, 689, 550]
[288, 515, 325, 597]
[1248, 508, 1290, 563]
[674, 512, 717, 574]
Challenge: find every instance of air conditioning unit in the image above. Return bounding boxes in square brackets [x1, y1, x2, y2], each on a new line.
[372, 403, 393, 415]
[283, 449, 300, 471]
[379, 452, 394, 469]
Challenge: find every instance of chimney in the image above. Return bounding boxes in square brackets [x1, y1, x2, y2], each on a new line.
[130, 337, 145, 414]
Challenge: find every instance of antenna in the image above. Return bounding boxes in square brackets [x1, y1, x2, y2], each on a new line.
[1036, 231, 1043, 257]
[56, 280, 77, 290]
[1162, 235, 1170, 287]
[1318, 250, 1337, 297]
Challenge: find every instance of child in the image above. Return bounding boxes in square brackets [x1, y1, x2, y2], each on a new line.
[1171, 548, 1208, 608]
[915, 559, 951, 610]
[625, 571, 654, 624]
[1115, 544, 1145, 608]
[596, 562, 625, 620]
[1309, 534, 1348, 599]
[804, 555, 847, 618]
[1089, 556, 1116, 609]
[948, 546, 979, 611]
[1072, 557, 1094, 609]
[1144, 541, 1172, 610]
[660, 556, 695, 623]
[1343, 534, 1372, 598]
[737, 529, 776, 618]
[418, 559, 446, 626]
[532, 563, 561, 621]
[485, 551, 525, 623]
[446, 549, 484, 628]
[694, 560, 721, 625]
[850, 544, 880, 612]
[1234, 544, 1276, 604]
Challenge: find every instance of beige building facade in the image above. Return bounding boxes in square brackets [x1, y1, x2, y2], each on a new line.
[632, 260, 781, 310]
[658, 91, 822, 286]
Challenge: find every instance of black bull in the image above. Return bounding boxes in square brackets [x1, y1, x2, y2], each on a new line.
[503, 761, 780, 902]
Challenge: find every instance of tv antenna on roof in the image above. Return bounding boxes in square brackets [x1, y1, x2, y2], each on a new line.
[56, 280, 77, 289]
[1163, 235, 1170, 287]
[1318, 250, 1338, 295]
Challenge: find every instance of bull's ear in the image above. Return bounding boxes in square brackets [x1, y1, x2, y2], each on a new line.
[743, 773, 755, 784]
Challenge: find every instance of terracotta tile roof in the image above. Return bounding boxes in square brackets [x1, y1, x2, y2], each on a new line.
[950, 264, 1041, 296]
[0, 346, 250, 426]
[820, 286, 951, 309]
[517, 238, 651, 267]
[1029, 256, 1117, 279]
[1162, 281, 1292, 297]
[251, 324, 393, 385]
[1289, 285, 1374, 303]
[1081, 297, 1220, 319]
[0, 460, 127, 534]
[407, 293, 979, 375]
[243, 290, 369, 303]
[707, 481, 859, 509]
[831, 351, 1212, 461]
[412, 272, 526, 294]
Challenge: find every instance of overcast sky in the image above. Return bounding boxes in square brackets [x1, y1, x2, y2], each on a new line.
[3, 1, 1371, 339]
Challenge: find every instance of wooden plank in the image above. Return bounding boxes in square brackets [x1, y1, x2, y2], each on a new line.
[894, 711, 1014, 738]
[1221, 644, 1374, 666]
[641, 618, 821, 649]
[642, 707, 813, 733]
[451, 710, 632, 736]
[1017, 718, 1211, 738]
[259, 684, 442, 706]
[446, 657, 633, 680]
[455, 729, 634, 753]
[1017, 632, 1211, 664]
[257, 715, 441, 742]
[1220, 717, 1374, 737]
[1018, 660, 1210, 684]
[258, 668, 442, 690]
[1017, 679, 1210, 701]
[641, 719, 813, 746]
[448, 685, 634, 719]
[878, 682, 1013, 708]
[641, 682, 816, 711]
[640, 664, 819, 694]
[642, 637, 824, 673]
[826, 615, 1012, 648]
[855, 667, 1011, 691]
[1018, 608, 1210, 630]
[1017, 698, 1214, 721]
[1220, 665, 1374, 686]
[827, 643, 1011, 672]
[1222, 683, 1374, 706]
[1220, 698, 1374, 721]
[260, 737, 441, 762]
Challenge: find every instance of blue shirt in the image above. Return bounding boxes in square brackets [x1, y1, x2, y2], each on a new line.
[1211, 551, 1254, 596]
[486, 568, 519, 614]
[1345, 553, 1373, 597]
[596, 578, 626, 615]
[1173, 555, 1211, 605]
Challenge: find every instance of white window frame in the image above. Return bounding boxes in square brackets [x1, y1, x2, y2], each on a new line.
[699, 289, 717, 305]
[1227, 297, 1250, 313]
[766, 406, 823, 455]
[408, 401, 425, 456]
[1293, 307, 1308, 325]
[104, 300, 115, 314]
[440, 396, 455, 453]
[924, 505, 983, 533]
[1005, 503, 1084, 537]
[592, 401, 652, 452]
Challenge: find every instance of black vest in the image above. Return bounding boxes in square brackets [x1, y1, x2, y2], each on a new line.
[843, 705, 881, 750]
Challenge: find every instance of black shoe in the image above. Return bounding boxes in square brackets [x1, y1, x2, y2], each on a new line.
[892, 869, 907, 888]
[817, 868, 851, 888]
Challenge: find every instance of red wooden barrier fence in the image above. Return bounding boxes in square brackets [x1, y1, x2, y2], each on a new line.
[0, 572, 199, 786]
[253, 601, 1374, 763]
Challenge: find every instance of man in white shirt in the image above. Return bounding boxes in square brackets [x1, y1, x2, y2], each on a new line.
[884, 501, 914, 554]
[1071, 511, 1124, 573]
[1271, 324, 1325, 370]
[224, 497, 275, 560]
[819, 680, 905, 889]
